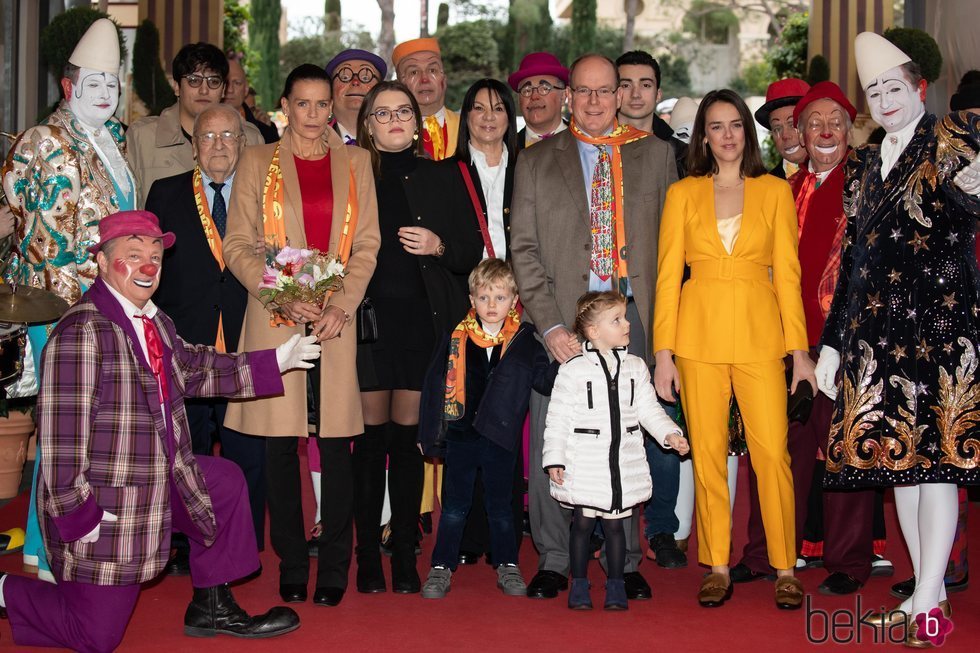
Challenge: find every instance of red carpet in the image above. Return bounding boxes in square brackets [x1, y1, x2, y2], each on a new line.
[1, 456, 977, 652]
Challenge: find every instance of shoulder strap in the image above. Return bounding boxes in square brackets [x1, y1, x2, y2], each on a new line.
[456, 160, 495, 258]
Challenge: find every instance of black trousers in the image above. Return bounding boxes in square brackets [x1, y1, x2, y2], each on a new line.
[267, 435, 354, 588]
[184, 398, 267, 549]
[459, 445, 525, 563]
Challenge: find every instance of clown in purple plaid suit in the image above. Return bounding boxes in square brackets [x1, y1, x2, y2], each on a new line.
[0, 210, 320, 651]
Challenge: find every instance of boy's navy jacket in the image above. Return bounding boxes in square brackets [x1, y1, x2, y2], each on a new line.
[419, 321, 557, 457]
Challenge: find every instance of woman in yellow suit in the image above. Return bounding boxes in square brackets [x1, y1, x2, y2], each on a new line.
[653, 90, 816, 609]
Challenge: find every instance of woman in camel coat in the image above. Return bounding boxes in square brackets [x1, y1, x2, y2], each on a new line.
[224, 64, 380, 606]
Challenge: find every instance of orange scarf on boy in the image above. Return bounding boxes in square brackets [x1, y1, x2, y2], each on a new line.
[443, 308, 521, 421]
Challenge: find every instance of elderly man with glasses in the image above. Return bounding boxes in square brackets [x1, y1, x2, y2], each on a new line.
[508, 52, 569, 151]
[128, 42, 264, 207]
[510, 53, 678, 603]
[325, 49, 386, 145]
[145, 102, 266, 570]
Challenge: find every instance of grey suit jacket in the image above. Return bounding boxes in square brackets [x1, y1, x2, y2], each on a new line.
[510, 128, 678, 365]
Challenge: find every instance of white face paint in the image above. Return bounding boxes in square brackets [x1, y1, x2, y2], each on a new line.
[865, 65, 924, 133]
[68, 68, 120, 129]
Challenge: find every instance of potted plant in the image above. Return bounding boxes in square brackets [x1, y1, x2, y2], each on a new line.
[0, 394, 35, 499]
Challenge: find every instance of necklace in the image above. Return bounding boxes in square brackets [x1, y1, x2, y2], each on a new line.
[713, 179, 744, 189]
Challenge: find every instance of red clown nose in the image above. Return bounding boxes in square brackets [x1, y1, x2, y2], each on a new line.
[139, 263, 159, 276]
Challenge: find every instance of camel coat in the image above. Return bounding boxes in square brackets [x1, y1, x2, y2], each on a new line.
[223, 128, 380, 437]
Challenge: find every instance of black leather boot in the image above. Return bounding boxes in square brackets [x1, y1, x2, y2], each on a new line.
[184, 584, 300, 638]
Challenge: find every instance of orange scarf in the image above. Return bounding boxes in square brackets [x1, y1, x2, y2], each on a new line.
[568, 119, 648, 286]
[443, 308, 521, 421]
[192, 166, 227, 351]
[261, 142, 360, 326]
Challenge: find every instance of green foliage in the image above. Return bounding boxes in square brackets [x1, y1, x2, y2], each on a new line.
[503, 0, 552, 72]
[883, 27, 942, 83]
[439, 19, 501, 109]
[278, 22, 375, 88]
[224, 2, 257, 77]
[570, 0, 597, 60]
[765, 10, 808, 80]
[552, 23, 626, 68]
[730, 60, 772, 96]
[325, 0, 342, 32]
[250, 0, 282, 108]
[658, 52, 692, 98]
[39, 7, 127, 80]
[682, 0, 739, 45]
[807, 54, 830, 84]
[132, 19, 176, 116]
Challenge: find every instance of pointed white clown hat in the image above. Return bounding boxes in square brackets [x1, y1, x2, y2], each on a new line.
[68, 18, 121, 75]
[855, 31, 911, 89]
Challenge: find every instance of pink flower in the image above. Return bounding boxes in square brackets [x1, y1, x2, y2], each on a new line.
[275, 246, 312, 268]
[259, 266, 280, 289]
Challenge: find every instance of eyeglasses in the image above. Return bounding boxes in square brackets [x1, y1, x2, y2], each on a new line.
[518, 82, 564, 98]
[370, 107, 415, 124]
[571, 86, 616, 100]
[183, 74, 224, 89]
[195, 130, 242, 145]
[334, 66, 378, 84]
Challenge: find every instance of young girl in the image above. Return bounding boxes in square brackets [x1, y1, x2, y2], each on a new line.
[543, 291, 690, 610]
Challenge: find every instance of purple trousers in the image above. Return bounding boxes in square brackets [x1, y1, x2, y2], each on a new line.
[4, 455, 259, 653]
[739, 388, 875, 582]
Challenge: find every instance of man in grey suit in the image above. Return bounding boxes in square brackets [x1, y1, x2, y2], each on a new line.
[510, 53, 678, 600]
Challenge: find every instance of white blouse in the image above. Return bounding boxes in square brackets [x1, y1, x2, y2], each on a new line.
[469, 145, 509, 260]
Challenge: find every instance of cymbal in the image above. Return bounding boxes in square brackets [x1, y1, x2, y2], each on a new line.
[0, 284, 70, 323]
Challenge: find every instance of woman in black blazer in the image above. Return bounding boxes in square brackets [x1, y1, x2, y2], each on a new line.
[352, 81, 483, 594]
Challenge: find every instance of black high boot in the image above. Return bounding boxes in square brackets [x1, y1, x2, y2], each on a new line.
[387, 422, 424, 593]
[183, 584, 300, 638]
[353, 422, 388, 592]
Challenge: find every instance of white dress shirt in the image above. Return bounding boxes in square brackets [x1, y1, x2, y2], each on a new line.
[880, 112, 924, 179]
[104, 281, 168, 413]
[469, 145, 508, 260]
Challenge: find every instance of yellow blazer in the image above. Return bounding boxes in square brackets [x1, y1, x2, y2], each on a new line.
[653, 174, 808, 364]
[444, 108, 460, 158]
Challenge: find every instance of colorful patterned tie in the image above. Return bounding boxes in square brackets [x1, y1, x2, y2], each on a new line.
[589, 146, 614, 281]
[209, 181, 227, 238]
[784, 160, 800, 178]
[424, 115, 445, 160]
[140, 315, 169, 402]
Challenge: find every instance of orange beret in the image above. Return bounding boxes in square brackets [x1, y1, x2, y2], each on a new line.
[392, 38, 441, 67]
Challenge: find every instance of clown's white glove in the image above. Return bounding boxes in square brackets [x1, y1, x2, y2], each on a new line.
[954, 154, 980, 196]
[79, 510, 117, 544]
[276, 334, 321, 372]
[814, 345, 841, 400]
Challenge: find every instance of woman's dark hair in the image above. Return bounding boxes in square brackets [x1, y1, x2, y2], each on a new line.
[356, 80, 425, 176]
[685, 89, 767, 178]
[455, 78, 518, 164]
[280, 64, 331, 102]
[172, 42, 229, 82]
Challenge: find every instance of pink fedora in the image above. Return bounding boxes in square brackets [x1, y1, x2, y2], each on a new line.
[88, 210, 176, 254]
[507, 52, 569, 92]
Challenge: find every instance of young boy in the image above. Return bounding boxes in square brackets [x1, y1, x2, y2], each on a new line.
[418, 259, 555, 598]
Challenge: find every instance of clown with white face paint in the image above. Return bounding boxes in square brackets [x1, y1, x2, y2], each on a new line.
[0, 17, 135, 585]
[813, 32, 980, 647]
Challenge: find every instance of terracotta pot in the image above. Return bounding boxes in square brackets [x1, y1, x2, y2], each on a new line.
[0, 411, 34, 499]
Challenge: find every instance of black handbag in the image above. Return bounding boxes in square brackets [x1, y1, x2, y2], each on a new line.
[785, 360, 814, 424]
[356, 297, 378, 344]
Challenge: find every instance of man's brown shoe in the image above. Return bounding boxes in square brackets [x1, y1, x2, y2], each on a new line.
[774, 576, 804, 610]
[697, 573, 732, 607]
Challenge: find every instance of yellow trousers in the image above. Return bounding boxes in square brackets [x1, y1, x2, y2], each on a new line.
[675, 357, 795, 570]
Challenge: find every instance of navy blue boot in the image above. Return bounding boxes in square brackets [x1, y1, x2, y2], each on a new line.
[604, 578, 628, 610]
[567, 578, 592, 610]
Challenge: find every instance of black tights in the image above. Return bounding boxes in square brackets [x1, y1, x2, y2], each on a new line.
[570, 508, 626, 579]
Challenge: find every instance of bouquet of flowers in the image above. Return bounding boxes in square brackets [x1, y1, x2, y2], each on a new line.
[258, 245, 346, 317]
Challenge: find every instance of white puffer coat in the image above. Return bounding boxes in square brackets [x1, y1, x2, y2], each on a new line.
[543, 345, 683, 512]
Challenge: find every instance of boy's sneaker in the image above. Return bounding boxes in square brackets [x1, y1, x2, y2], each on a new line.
[496, 564, 527, 596]
[421, 567, 452, 599]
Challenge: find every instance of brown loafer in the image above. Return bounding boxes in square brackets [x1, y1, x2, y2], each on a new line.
[774, 576, 804, 610]
[697, 572, 732, 608]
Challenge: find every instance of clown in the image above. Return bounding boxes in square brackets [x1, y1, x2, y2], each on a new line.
[814, 32, 980, 647]
[1, 18, 135, 581]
